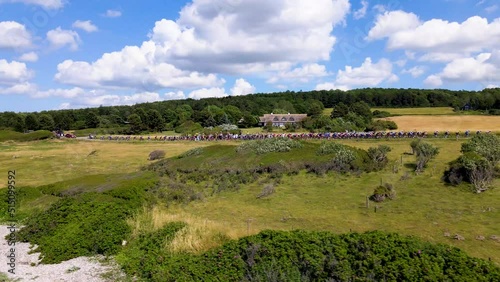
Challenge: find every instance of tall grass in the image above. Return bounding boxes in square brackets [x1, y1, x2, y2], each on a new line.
[126, 206, 246, 254]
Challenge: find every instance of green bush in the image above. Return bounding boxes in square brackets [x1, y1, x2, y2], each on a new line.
[0, 130, 53, 142]
[237, 138, 303, 154]
[12, 174, 157, 263]
[119, 229, 500, 281]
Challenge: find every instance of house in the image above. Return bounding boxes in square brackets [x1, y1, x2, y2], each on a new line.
[258, 113, 308, 127]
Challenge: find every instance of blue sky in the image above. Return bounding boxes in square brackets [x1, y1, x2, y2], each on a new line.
[0, 0, 499, 112]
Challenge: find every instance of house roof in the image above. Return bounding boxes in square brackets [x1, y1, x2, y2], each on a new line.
[259, 113, 307, 123]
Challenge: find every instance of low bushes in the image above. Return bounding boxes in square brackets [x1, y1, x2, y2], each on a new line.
[444, 134, 500, 193]
[236, 138, 303, 154]
[0, 130, 53, 142]
[148, 150, 166, 161]
[11, 173, 158, 264]
[118, 227, 500, 281]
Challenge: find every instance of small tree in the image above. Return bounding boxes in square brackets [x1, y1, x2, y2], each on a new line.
[368, 145, 392, 170]
[39, 114, 55, 131]
[413, 141, 439, 173]
[25, 114, 40, 131]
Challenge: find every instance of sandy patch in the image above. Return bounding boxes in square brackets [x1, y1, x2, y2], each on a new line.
[0, 225, 124, 282]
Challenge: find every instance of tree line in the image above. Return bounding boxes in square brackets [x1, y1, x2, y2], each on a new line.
[1, 87, 499, 133]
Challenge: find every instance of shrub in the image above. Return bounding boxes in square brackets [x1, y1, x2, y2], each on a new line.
[256, 183, 276, 199]
[236, 138, 303, 155]
[148, 150, 166, 161]
[444, 135, 500, 193]
[370, 183, 396, 202]
[411, 140, 439, 173]
[372, 110, 392, 118]
[123, 230, 500, 281]
[367, 145, 392, 170]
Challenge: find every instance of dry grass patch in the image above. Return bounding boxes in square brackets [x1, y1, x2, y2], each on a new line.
[0, 140, 208, 188]
[380, 115, 500, 132]
[127, 206, 246, 254]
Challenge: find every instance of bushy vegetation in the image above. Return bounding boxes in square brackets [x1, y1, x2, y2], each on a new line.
[410, 140, 440, 173]
[9, 173, 158, 263]
[444, 134, 500, 193]
[236, 138, 303, 154]
[117, 225, 500, 281]
[0, 130, 53, 142]
[148, 150, 166, 161]
[370, 183, 396, 202]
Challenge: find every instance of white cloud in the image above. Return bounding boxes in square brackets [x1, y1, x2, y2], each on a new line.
[418, 52, 465, 62]
[0, 82, 36, 95]
[55, 0, 351, 92]
[0, 59, 32, 85]
[0, 0, 64, 9]
[188, 87, 227, 99]
[424, 75, 443, 87]
[354, 0, 369, 20]
[34, 87, 164, 108]
[231, 78, 256, 96]
[72, 20, 98, 33]
[46, 27, 80, 51]
[367, 11, 421, 41]
[368, 12, 500, 54]
[402, 66, 426, 78]
[315, 58, 397, 90]
[165, 91, 186, 100]
[315, 82, 349, 91]
[486, 84, 499, 89]
[0, 21, 32, 49]
[336, 57, 398, 87]
[425, 52, 500, 86]
[267, 63, 329, 84]
[104, 9, 122, 18]
[55, 41, 224, 91]
[18, 52, 39, 62]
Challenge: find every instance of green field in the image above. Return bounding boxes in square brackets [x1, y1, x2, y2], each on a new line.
[1, 137, 499, 268]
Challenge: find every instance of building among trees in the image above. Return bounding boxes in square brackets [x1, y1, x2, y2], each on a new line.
[258, 113, 307, 127]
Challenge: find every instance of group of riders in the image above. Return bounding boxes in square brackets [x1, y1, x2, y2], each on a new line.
[89, 129, 490, 142]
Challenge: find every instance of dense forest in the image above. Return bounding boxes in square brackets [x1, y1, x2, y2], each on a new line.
[1, 88, 499, 134]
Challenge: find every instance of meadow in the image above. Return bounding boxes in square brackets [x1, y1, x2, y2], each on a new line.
[1, 108, 499, 280]
[1, 137, 499, 267]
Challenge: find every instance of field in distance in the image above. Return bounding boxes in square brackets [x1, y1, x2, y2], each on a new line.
[380, 115, 500, 132]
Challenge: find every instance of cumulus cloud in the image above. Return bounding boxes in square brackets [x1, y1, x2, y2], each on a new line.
[47, 27, 80, 50]
[231, 78, 256, 96]
[353, 0, 369, 20]
[315, 82, 349, 91]
[0, 59, 32, 85]
[315, 58, 397, 90]
[55, 42, 224, 91]
[0, 0, 64, 9]
[267, 64, 329, 84]
[34, 87, 164, 108]
[336, 57, 398, 87]
[368, 11, 500, 54]
[55, 0, 351, 92]
[0, 21, 32, 49]
[188, 87, 227, 99]
[402, 66, 426, 78]
[72, 20, 98, 33]
[425, 52, 500, 86]
[18, 52, 38, 62]
[104, 9, 122, 18]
